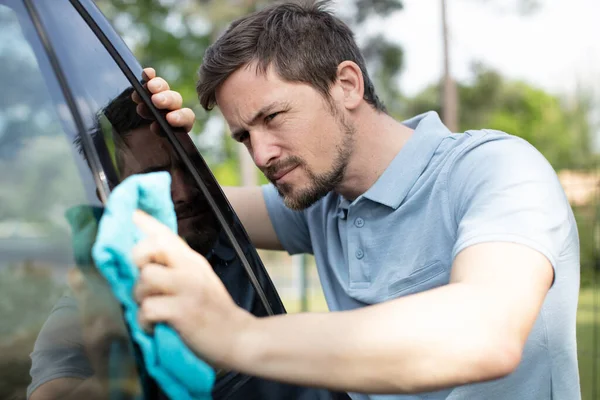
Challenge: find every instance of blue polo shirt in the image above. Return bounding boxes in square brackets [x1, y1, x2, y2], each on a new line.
[262, 111, 580, 400]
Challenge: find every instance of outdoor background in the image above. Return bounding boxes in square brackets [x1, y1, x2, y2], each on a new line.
[94, 0, 600, 398]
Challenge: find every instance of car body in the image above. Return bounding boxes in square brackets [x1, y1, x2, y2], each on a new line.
[0, 0, 350, 399]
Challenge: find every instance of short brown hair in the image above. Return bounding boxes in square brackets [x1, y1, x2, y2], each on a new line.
[196, 0, 387, 113]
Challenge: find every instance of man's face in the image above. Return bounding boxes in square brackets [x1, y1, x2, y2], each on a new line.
[117, 126, 218, 254]
[216, 63, 356, 210]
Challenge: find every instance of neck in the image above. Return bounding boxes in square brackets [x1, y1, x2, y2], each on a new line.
[335, 105, 413, 200]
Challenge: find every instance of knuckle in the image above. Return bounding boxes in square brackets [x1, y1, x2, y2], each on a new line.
[155, 239, 168, 255]
[156, 78, 169, 90]
[133, 284, 145, 304]
[140, 299, 155, 320]
[139, 266, 153, 283]
[132, 241, 150, 265]
[170, 305, 184, 325]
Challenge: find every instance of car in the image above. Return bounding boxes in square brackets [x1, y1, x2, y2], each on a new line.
[0, 0, 351, 399]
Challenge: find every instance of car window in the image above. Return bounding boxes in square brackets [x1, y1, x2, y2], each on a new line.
[28, 0, 278, 397]
[0, 1, 146, 400]
[23, 1, 349, 399]
[33, 0, 282, 314]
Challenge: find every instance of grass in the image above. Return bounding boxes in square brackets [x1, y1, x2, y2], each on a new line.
[578, 287, 600, 400]
[282, 286, 600, 399]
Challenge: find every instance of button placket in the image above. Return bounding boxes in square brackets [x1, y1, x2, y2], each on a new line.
[348, 206, 369, 286]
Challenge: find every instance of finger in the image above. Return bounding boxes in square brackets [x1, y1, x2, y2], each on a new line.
[147, 77, 170, 94]
[166, 108, 196, 132]
[138, 295, 180, 331]
[134, 264, 177, 303]
[131, 236, 167, 268]
[132, 214, 185, 267]
[142, 67, 156, 82]
[133, 210, 177, 238]
[131, 90, 142, 105]
[152, 90, 183, 111]
[136, 103, 154, 120]
[150, 122, 162, 137]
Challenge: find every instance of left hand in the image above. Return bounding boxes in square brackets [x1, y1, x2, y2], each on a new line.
[132, 67, 196, 134]
[131, 210, 254, 368]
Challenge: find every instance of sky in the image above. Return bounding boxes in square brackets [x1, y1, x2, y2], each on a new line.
[364, 0, 600, 98]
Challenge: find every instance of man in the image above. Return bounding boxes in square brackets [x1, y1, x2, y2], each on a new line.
[133, 1, 580, 399]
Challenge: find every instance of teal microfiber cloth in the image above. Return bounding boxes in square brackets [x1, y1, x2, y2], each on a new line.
[91, 171, 216, 400]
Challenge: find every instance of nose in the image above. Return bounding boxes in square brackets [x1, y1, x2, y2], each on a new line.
[249, 131, 282, 169]
[170, 167, 195, 206]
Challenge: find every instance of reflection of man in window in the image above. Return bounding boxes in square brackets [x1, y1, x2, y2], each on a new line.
[27, 88, 241, 400]
[100, 88, 219, 255]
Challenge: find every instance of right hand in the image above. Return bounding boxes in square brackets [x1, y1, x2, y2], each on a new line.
[132, 67, 196, 134]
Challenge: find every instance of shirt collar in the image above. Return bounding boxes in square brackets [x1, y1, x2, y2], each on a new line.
[357, 111, 451, 210]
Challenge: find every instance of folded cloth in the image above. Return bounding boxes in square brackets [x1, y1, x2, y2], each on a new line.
[92, 171, 215, 400]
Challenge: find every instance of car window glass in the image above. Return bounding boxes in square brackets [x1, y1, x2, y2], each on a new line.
[31, 0, 294, 394]
[35, 0, 284, 313]
[0, 2, 146, 400]
[23, 2, 352, 399]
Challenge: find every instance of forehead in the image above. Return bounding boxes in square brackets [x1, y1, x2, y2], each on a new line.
[119, 128, 170, 171]
[216, 64, 313, 122]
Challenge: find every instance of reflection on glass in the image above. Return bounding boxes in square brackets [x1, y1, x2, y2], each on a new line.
[29, 0, 271, 398]
[15, 0, 346, 398]
[89, 87, 263, 318]
[0, 1, 144, 400]
[94, 89, 220, 255]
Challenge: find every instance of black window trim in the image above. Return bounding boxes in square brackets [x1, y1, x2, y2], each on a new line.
[21, 0, 111, 204]
[67, 0, 276, 316]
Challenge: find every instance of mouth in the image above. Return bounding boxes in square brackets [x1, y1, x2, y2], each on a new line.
[177, 209, 211, 223]
[271, 165, 298, 183]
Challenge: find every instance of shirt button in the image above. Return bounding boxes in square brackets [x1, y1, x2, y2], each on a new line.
[354, 217, 365, 228]
[355, 249, 364, 259]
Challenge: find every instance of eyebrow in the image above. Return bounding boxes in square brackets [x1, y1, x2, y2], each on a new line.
[231, 101, 290, 140]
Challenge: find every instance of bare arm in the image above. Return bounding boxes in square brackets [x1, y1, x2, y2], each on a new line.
[30, 378, 106, 400]
[222, 186, 282, 251]
[133, 209, 554, 395]
[228, 242, 553, 393]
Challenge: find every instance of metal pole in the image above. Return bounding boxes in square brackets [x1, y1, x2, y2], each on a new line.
[300, 254, 308, 311]
[441, 0, 459, 132]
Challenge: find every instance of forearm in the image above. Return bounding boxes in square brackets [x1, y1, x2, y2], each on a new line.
[229, 283, 521, 394]
[222, 186, 282, 250]
[31, 376, 107, 400]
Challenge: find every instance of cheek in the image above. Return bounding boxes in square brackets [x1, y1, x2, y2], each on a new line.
[276, 110, 340, 159]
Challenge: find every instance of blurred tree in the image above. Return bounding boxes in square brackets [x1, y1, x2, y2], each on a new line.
[404, 63, 596, 169]
[440, 0, 542, 132]
[94, 0, 406, 184]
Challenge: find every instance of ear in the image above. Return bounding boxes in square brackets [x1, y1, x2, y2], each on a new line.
[335, 61, 364, 111]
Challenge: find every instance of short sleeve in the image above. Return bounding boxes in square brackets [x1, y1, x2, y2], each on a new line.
[448, 132, 573, 270]
[261, 184, 313, 255]
[27, 296, 93, 399]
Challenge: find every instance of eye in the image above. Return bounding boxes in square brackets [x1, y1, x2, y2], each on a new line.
[237, 131, 250, 143]
[265, 112, 280, 123]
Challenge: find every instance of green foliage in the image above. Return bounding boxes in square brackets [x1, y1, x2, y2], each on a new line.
[404, 64, 597, 170]
[94, 0, 406, 178]
[354, 0, 404, 23]
[574, 204, 599, 288]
